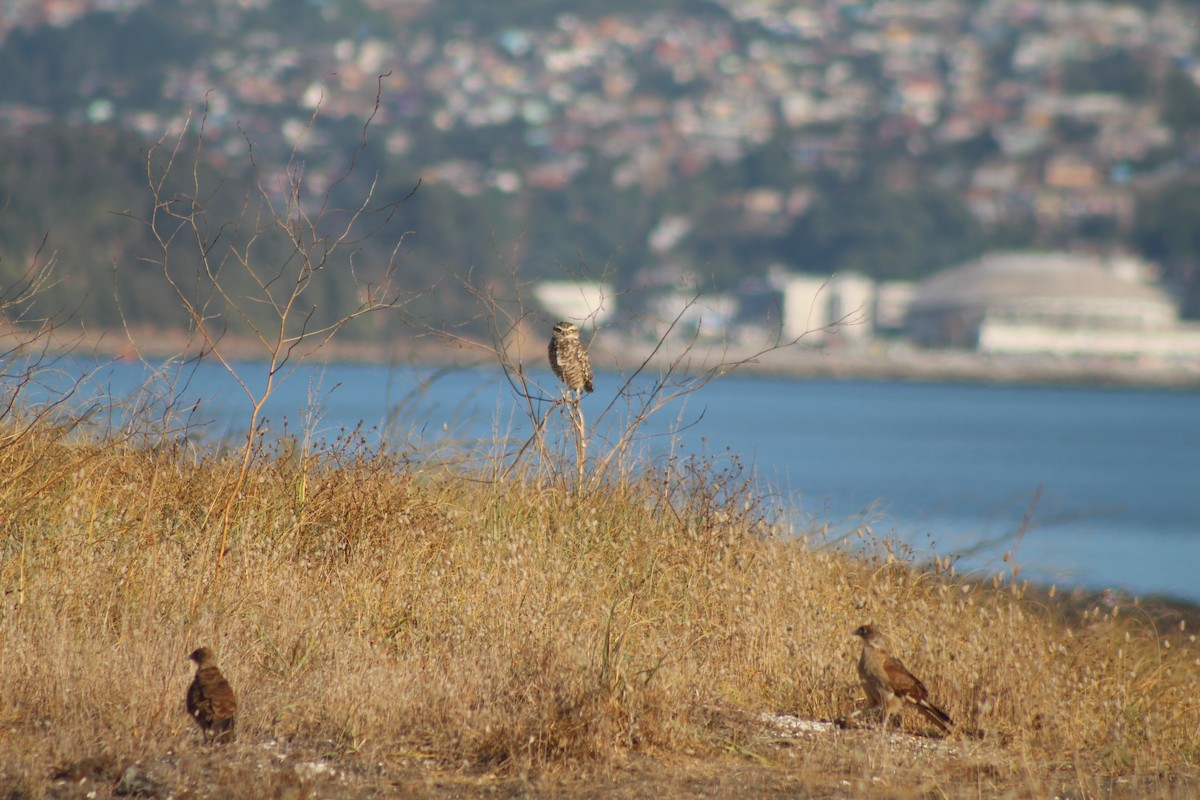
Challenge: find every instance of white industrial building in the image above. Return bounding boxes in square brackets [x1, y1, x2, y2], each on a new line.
[533, 281, 615, 325]
[906, 252, 1200, 360]
[781, 273, 834, 341]
[646, 290, 739, 340]
[779, 271, 878, 344]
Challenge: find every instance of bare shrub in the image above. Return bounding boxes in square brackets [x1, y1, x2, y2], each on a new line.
[137, 89, 418, 576]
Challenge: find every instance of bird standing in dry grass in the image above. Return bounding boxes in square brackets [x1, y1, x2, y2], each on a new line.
[853, 624, 952, 734]
[548, 320, 594, 395]
[186, 646, 237, 743]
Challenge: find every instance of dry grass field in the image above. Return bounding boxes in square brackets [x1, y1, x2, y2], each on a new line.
[2, 394, 1199, 799]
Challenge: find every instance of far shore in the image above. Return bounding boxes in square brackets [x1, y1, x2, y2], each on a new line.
[20, 325, 1200, 391]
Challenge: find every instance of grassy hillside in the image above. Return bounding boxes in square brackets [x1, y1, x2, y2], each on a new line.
[0, 369, 1198, 798]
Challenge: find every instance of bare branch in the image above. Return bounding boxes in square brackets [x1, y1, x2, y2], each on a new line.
[136, 88, 422, 583]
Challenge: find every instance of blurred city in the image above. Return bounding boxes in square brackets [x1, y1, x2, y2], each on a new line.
[2, 0, 1200, 381]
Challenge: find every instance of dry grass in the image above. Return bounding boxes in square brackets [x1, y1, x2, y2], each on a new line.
[1, 402, 1199, 799]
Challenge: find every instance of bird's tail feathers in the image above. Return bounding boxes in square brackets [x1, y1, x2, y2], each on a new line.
[915, 699, 953, 731]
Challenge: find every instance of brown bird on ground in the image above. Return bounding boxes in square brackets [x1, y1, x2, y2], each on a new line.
[186, 646, 237, 743]
[852, 624, 953, 734]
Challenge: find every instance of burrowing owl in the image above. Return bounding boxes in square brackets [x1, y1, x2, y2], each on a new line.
[186, 646, 238, 743]
[548, 320, 594, 395]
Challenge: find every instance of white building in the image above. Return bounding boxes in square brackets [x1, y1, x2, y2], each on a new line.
[533, 281, 616, 325]
[780, 271, 877, 345]
[827, 273, 875, 343]
[874, 281, 917, 333]
[906, 252, 1200, 360]
[781, 273, 833, 342]
[647, 291, 739, 341]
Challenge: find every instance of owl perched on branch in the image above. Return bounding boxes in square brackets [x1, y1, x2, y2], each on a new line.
[548, 320, 594, 395]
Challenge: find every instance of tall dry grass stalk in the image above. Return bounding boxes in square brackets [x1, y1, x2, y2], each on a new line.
[1, 401, 1198, 796]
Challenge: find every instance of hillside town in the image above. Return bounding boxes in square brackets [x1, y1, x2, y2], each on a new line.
[3, 0, 1197, 234]
[2, 0, 1200, 384]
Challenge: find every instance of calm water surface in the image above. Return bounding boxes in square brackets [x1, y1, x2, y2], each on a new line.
[46, 357, 1200, 602]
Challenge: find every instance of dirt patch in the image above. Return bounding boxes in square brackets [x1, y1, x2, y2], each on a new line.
[18, 721, 1199, 800]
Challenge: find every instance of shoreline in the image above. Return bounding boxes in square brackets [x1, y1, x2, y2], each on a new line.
[585, 334, 1200, 390]
[19, 327, 1200, 391]
[752, 348, 1200, 389]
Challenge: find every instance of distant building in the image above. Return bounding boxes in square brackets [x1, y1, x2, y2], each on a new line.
[827, 273, 875, 343]
[873, 281, 917, 333]
[647, 291, 738, 341]
[534, 281, 616, 325]
[779, 271, 877, 345]
[906, 252, 1200, 359]
[1043, 153, 1101, 188]
[780, 273, 833, 342]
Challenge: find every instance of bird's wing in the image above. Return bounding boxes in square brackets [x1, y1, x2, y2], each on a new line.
[201, 668, 238, 718]
[882, 655, 929, 701]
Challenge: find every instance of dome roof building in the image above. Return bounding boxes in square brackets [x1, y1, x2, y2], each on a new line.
[906, 252, 1200, 359]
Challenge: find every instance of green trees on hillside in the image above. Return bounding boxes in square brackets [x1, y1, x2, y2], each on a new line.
[1135, 182, 1200, 317]
[1163, 69, 1200, 136]
[0, 124, 381, 339]
[0, 2, 205, 111]
[785, 179, 985, 281]
[1062, 50, 1150, 98]
[0, 126, 153, 326]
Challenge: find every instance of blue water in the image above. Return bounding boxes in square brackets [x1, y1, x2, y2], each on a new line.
[22, 356, 1200, 602]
